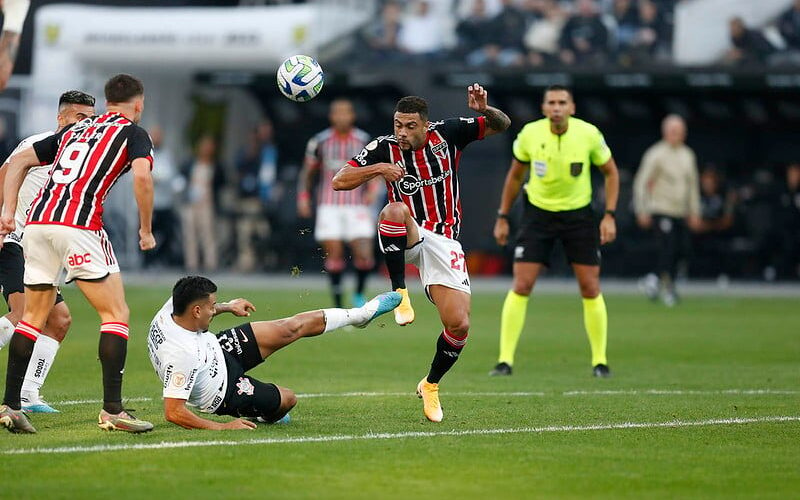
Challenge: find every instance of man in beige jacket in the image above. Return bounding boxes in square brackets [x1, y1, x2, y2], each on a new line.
[633, 115, 701, 306]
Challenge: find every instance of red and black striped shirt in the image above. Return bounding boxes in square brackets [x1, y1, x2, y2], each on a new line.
[305, 127, 370, 206]
[348, 116, 485, 239]
[29, 112, 153, 230]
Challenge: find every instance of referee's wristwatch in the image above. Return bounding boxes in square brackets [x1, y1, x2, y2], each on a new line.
[604, 209, 616, 218]
[497, 211, 510, 220]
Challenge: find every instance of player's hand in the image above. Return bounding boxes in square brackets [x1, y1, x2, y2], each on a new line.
[0, 214, 15, 236]
[636, 214, 652, 229]
[226, 298, 256, 317]
[494, 217, 510, 246]
[467, 83, 488, 113]
[382, 161, 404, 182]
[297, 198, 312, 218]
[139, 229, 156, 251]
[220, 418, 257, 430]
[600, 214, 617, 245]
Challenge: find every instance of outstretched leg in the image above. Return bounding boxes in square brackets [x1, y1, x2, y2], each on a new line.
[249, 291, 402, 359]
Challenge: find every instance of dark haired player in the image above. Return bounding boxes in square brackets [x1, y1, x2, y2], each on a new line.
[332, 84, 510, 422]
[0, 74, 156, 434]
[147, 276, 400, 430]
[0, 90, 95, 413]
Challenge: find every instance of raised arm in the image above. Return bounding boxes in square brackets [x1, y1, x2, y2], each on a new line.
[1, 146, 40, 235]
[494, 159, 530, 246]
[163, 398, 256, 430]
[467, 83, 510, 137]
[131, 157, 155, 251]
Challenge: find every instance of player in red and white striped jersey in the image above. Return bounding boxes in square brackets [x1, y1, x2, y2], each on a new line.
[332, 84, 510, 422]
[0, 74, 155, 434]
[298, 99, 378, 308]
[0, 90, 95, 414]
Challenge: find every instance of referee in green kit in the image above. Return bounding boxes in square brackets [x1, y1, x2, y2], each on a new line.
[490, 85, 620, 378]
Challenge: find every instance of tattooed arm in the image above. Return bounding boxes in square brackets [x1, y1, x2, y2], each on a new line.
[467, 83, 511, 137]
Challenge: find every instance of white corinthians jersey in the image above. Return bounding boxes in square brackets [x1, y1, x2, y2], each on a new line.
[3, 131, 55, 246]
[147, 298, 228, 413]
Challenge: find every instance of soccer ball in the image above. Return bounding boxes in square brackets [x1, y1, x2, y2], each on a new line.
[276, 55, 324, 102]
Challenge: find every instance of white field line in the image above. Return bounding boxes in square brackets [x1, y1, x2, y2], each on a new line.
[297, 391, 547, 398]
[48, 389, 800, 406]
[4, 416, 799, 456]
[561, 389, 800, 396]
[56, 397, 152, 406]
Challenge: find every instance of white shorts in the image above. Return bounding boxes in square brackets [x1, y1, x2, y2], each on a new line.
[23, 224, 120, 285]
[315, 204, 375, 242]
[404, 226, 470, 297]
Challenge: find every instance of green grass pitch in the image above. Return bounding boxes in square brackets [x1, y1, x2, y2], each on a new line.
[1, 284, 798, 498]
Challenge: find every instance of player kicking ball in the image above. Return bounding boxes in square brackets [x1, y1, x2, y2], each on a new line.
[148, 276, 400, 430]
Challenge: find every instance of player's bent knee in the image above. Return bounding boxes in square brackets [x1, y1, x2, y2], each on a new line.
[380, 202, 408, 222]
[279, 387, 297, 411]
[445, 318, 470, 337]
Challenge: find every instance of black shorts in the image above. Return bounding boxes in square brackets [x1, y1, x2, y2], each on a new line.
[514, 203, 600, 267]
[214, 323, 281, 419]
[0, 243, 63, 310]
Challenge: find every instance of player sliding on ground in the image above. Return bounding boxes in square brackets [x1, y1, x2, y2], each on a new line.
[148, 276, 401, 430]
[332, 84, 510, 422]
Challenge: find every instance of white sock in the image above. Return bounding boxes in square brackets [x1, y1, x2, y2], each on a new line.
[22, 335, 60, 398]
[0, 315, 14, 349]
[322, 307, 368, 332]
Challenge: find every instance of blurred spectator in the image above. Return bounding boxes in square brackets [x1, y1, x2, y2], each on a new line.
[234, 122, 275, 271]
[633, 115, 700, 306]
[456, 0, 495, 59]
[462, 0, 526, 66]
[724, 17, 775, 66]
[523, 0, 567, 66]
[180, 134, 223, 272]
[775, 163, 800, 279]
[634, 0, 670, 58]
[612, 0, 640, 51]
[397, 0, 446, 59]
[691, 166, 737, 279]
[360, 1, 404, 61]
[143, 126, 181, 269]
[255, 120, 278, 207]
[559, 0, 610, 66]
[777, 0, 800, 51]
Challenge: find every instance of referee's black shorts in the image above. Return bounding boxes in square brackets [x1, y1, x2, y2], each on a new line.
[514, 203, 601, 267]
[214, 323, 282, 420]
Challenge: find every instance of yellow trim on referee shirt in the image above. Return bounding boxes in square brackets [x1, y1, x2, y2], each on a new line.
[513, 117, 612, 212]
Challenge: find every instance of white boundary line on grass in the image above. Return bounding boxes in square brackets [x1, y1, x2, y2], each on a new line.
[4, 416, 799, 456]
[562, 389, 800, 396]
[50, 388, 800, 406]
